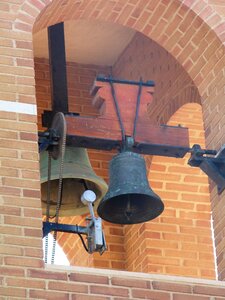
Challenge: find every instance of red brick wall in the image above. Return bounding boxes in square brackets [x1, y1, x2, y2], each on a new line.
[2, 266, 225, 299]
[35, 59, 112, 130]
[112, 32, 200, 124]
[123, 103, 215, 278]
[2, 0, 225, 298]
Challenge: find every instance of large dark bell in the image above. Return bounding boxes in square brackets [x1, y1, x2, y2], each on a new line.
[97, 151, 164, 224]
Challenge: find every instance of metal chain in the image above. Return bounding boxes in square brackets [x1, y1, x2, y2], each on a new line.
[51, 115, 67, 264]
[44, 151, 52, 264]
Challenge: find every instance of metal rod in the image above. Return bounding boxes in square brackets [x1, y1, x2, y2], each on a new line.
[43, 222, 88, 238]
[133, 78, 143, 140]
[109, 77, 126, 148]
[96, 75, 155, 87]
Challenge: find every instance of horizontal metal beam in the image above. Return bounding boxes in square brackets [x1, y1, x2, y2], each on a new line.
[94, 75, 155, 87]
[43, 221, 88, 238]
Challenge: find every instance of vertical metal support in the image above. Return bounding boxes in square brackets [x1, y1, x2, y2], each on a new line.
[132, 78, 143, 140]
[109, 77, 126, 149]
[47, 22, 68, 123]
[48, 22, 68, 112]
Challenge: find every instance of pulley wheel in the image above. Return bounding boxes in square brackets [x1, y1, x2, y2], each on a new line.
[50, 112, 67, 160]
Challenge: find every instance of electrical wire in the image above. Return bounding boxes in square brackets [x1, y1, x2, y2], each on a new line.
[78, 233, 89, 253]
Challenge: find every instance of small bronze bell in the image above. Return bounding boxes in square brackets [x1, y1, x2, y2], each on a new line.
[40, 146, 108, 217]
[97, 151, 164, 224]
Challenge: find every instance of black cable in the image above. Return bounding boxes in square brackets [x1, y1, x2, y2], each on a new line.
[81, 179, 89, 191]
[78, 233, 89, 253]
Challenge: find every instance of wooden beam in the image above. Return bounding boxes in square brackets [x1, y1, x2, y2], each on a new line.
[42, 77, 190, 157]
[65, 115, 189, 157]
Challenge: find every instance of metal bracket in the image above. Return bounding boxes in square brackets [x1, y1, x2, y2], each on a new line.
[38, 129, 60, 153]
[188, 144, 225, 194]
[43, 222, 88, 238]
[43, 217, 106, 255]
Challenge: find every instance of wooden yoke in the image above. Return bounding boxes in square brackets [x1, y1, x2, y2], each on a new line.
[64, 77, 189, 158]
[90, 78, 154, 136]
[67, 78, 153, 139]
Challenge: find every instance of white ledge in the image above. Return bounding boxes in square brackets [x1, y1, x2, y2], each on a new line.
[0, 100, 37, 115]
[45, 264, 225, 287]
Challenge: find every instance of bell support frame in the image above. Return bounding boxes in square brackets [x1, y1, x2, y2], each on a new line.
[40, 76, 225, 194]
[42, 76, 190, 158]
[38, 22, 225, 258]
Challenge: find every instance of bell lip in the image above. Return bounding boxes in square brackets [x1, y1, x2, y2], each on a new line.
[41, 165, 108, 217]
[41, 179, 108, 217]
[97, 205, 164, 225]
[40, 148, 108, 217]
[97, 194, 164, 225]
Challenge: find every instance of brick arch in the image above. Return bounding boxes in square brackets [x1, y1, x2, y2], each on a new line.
[30, 0, 225, 149]
[19, 0, 225, 145]
[152, 84, 200, 125]
[13, 0, 225, 277]
[112, 31, 202, 124]
[30, 0, 224, 96]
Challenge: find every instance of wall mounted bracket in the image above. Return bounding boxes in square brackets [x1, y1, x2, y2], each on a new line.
[188, 144, 225, 194]
[43, 217, 106, 255]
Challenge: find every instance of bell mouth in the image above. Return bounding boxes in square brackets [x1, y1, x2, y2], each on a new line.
[41, 178, 106, 217]
[97, 193, 164, 224]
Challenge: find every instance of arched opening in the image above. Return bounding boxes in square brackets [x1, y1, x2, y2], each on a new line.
[27, 0, 225, 278]
[33, 16, 214, 278]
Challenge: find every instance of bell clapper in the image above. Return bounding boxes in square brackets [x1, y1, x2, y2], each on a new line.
[125, 196, 132, 221]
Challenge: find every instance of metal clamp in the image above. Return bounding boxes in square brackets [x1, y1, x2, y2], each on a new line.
[188, 144, 225, 194]
[42, 217, 106, 255]
[38, 129, 60, 153]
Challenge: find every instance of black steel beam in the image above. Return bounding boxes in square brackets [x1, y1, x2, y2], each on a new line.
[95, 75, 155, 87]
[42, 222, 88, 238]
[43, 22, 69, 127]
